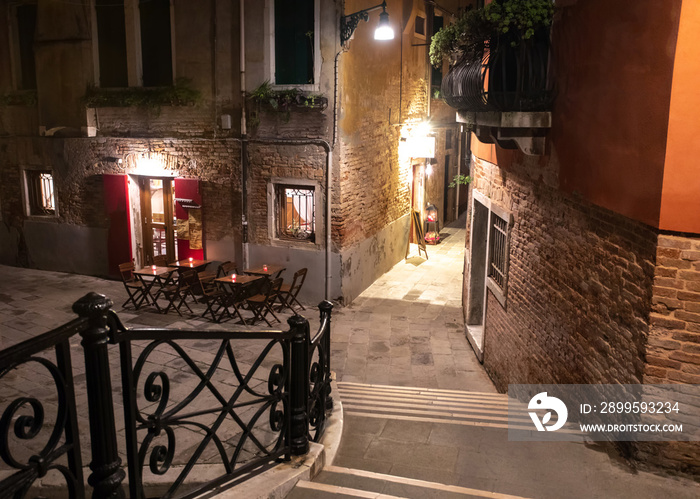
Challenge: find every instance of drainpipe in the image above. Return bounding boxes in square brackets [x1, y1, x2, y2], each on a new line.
[455, 124, 462, 220]
[240, 0, 249, 269]
[249, 137, 333, 300]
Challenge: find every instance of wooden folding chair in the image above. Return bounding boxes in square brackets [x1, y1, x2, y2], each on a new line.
[119, 262, 149, 310]
[152, 255, 168, 267]
[218, 282, 250, 324]
[157, 269, 197, 316]
[246, 278, 283, 326]
[198, 273, 229, 322]
[217, 261, 238, 278]
[277, 268, 307, 313]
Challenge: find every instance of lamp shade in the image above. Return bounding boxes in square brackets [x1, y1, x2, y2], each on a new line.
[374, 10, 394, 40]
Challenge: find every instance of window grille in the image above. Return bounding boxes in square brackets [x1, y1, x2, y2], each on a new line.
[488, 213, 508, 290]
[276, 186, 315, 241]
[25, 170, 56, 216]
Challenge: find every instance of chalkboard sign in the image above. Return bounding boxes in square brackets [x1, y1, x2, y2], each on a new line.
[411, 210, 428, 260]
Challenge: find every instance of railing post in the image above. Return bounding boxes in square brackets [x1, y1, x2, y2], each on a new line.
[318, 300, 334, 412]
[288, 313, 309, 455]
[73, 293, 126, 499]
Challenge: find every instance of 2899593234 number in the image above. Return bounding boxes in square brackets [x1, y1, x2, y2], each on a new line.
[599, 401, 680, 414]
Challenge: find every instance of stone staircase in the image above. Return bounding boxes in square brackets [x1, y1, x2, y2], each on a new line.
[286, 383, 518, 499]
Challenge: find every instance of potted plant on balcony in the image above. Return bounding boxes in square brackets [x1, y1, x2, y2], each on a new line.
[431, 0, 554, 112]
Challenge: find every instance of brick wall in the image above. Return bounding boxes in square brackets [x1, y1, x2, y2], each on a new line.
[247, 142, 326, 247]
[0, 136, 242, 267]
[647, 234, 700, 383]
[470, 153, 700, 475]
[640, 233, 700, 476]
[471, 155, 658, 390]
[88, 106, 219, 138]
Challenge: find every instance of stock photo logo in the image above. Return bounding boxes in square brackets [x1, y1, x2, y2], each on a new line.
[528, 392, 569, 432]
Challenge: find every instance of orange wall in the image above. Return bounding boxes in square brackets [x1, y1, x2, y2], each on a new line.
[659, 0, 700, 233]
[471, 0, 682, 229]
[552, 0, 681, 228]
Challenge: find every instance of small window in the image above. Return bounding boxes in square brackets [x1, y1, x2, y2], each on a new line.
[414, 15, 426, 37]
[274, 0, 314, 85]
[488, 212, 509, 292]
[95, 0, 128, 87]
[24, 170, 56, 216]
[276, 185, 315, 242]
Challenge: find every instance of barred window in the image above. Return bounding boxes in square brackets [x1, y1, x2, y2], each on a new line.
[488, 212, 508, 291]
[24, 170, 56, 216]
[276, 185, 315, 242]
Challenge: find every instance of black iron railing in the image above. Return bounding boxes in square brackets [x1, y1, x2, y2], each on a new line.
[442, 34, 553, 113]
[0, 292, 334, 499]
[0, 318, 86, 499]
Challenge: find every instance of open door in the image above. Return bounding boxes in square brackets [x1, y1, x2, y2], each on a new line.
[139, 177, 176, 265]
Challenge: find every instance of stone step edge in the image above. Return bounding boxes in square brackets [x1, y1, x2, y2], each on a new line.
[320, 466, 530, 499]
[295, 479, 407, 498]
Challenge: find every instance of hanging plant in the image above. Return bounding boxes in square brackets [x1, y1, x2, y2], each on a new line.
[248, 81, 327, 115]
[449, 174, 473, 188]
[430, 0, 554, 68]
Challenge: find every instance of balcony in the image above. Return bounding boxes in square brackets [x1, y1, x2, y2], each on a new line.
[442, 36, 553, 155]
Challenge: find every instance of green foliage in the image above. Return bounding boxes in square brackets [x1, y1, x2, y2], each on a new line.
[83, 78, 201, 109]
[1, 90, 37, 107]
[247, 81, 327, 120]
[430, 0, 554, 67]
[448, 173, 473, 188]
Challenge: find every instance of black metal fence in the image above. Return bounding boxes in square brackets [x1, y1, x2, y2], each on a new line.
[0, 292, 333, 499]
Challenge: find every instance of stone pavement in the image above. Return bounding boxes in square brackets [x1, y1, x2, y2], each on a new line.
[329, 219, 493, 392]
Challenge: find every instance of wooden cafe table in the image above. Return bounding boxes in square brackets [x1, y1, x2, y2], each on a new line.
[243, 264, 286, 279]
[133, 265, 177, 312]
[214, 274, 263, 323]
[169, 258, 211, 272]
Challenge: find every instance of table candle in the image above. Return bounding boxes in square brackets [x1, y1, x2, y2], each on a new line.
[151, 265, 156, 270]
[189, 257, 193, 262]
[263, 264, 268, 272]
[231, 273, 237, 282]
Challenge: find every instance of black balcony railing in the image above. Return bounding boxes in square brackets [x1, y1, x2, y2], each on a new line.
[0, 292, 334, 499]
[442, 34, 554, 113]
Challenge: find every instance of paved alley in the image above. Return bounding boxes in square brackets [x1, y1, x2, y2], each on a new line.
[329, 219, 493, 392]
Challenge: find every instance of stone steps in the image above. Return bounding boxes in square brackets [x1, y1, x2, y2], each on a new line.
[287, 466, 526, 498]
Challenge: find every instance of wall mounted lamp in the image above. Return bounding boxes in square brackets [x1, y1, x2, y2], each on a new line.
[340, 0, 395, 46]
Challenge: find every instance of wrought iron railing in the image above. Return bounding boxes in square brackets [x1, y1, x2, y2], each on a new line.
[0, 292, 334, 499]
[0, 318, 86, 499]
[442, 34, 554, 113]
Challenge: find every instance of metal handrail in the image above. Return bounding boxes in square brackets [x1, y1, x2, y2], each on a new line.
[0, 292, 334, 499]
